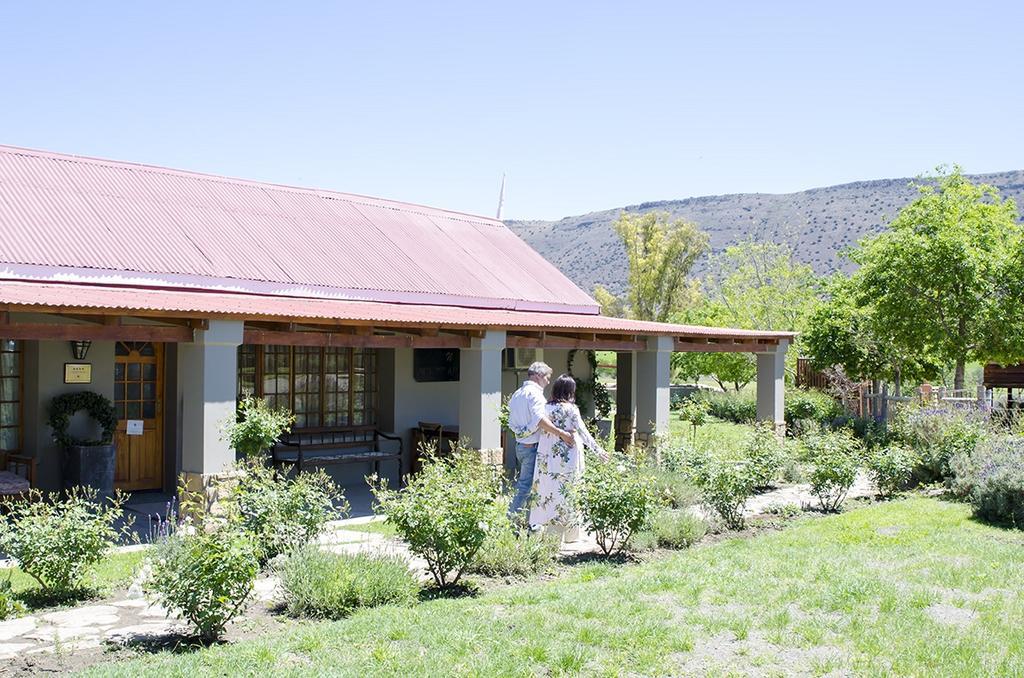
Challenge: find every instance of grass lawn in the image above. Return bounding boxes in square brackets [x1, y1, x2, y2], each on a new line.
[85, 498, 1024, 676]
[669, 416, 752, 454]
[340, 519, 397, 538]
[3, 547, 148, 596]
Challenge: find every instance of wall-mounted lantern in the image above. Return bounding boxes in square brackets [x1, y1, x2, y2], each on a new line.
[70, 340, 92, 361]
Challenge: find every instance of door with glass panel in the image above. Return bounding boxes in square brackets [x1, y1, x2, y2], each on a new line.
[113, 342, 164, 491]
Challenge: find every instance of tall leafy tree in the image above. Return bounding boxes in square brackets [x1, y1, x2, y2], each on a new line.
[613, 211, 708, 322]
[702, 240, 822, 334]
[803, 275, 941, 394]
[851, 166, 1022, 391]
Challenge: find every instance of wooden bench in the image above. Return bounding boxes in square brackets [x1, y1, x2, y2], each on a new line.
[272, 425, 403, 478]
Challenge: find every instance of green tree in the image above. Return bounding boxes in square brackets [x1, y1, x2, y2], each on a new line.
[702, 240, 821, 335]
[851, 166, 1022, 391]
[592, 284, 626, 318]
[613, 211, 708, 322]
[671, 303, 757, 392]
[803, 275, 941, 394]
[674, 240, 820, 388]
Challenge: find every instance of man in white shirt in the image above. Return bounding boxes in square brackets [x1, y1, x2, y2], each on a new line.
[507, 361, 575, 519]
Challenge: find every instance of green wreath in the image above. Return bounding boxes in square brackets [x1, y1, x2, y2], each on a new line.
[48, 391, 117, 447]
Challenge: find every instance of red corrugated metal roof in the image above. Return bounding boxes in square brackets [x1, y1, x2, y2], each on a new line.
[0, 145, 599, 314]
[0, 281, 795, 340]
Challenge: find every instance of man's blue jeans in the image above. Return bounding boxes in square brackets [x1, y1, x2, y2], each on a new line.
[508, 441, 538, 519]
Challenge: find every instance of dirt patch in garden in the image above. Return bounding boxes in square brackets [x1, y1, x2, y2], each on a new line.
[924, 603, 978, 629]
[671, 629, 849, 677]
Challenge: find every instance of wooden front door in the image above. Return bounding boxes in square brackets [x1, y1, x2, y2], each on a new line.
[113, 342, 164, 491]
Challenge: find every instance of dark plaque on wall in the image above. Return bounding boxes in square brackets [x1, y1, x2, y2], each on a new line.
[413, 348, 460, 382]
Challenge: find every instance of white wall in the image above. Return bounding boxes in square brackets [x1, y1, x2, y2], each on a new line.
[23, 339, 116, 490]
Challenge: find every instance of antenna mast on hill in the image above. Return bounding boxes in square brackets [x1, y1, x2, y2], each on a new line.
[496, 173, 506, 220]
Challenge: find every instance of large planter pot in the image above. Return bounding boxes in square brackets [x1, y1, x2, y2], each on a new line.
[62, 444, 116, 496]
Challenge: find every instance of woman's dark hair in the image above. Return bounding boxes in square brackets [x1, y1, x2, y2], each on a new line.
[549, 374, 577, 404]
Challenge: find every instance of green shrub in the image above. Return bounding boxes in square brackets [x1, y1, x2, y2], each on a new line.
[763, 501, 802, 518]
[648, 468, 701, 509]
[0, 487, 132, 596]
[228, 459, 346, 563]
[695, 391, 757, 424]
[744, 422, 786, 488]
[571, 456, 658, 556]
[649, 509, 706, 548]
[656, 437, 698, 473]
[784, 389, 843, 430]
[370, 446, 503, 587]
[781, 456, 804, 483]
[693, 459, 756, 530]
[0, 576, 26, 620]
[147, 526, 259, 641]
[804, 429, 863, 511]
[277, 546, 419, 619]
[833, 415, 892, 449]
[222, 396, 295, 458]
[468, 515, 560, 577]
[951, 435, 1024, 528]
[680, 398, 710, 439]
[868, 445, 918, 498]
[891, 404, 988, 483]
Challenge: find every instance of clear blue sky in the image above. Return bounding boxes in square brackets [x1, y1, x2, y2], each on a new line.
[2, 1, 1021, 220]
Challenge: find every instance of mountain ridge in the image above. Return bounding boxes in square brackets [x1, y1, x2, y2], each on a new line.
[506, 170, 1024, 297]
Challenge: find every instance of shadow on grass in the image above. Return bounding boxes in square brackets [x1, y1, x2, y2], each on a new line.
[15, 586, 101, 611]
[557, 550, 636, 567]
[418, 580, 480, 601]
[108, 631, 223, 656]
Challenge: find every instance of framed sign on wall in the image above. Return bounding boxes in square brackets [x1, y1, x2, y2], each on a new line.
[64, 363, 92, 384]
[413, 349, 460, 382]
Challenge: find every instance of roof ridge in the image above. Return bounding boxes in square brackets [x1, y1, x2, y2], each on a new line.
[0, 143, 504, 226]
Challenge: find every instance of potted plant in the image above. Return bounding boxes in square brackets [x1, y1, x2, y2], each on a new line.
[48, 391, 118, 495]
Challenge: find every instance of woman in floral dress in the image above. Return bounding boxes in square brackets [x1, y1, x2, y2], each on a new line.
[529, 375, 607, 542]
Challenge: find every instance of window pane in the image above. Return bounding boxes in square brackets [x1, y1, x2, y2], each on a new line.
[143, 364, 156, 381]
[127, 383, 141, 400]
[143, 382, 156, 399]
[0, 378, 17, 401]
[127, 363, 141, 381]
[127, 403, 142, 419]
[0, 427, 17, 451]
[114, 363, 125, 381]
[0, 404, 17, 426]
[1, 352, 19, 375]
[143, 402, 156, 418]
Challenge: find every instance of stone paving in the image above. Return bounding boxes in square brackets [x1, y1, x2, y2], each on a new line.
[742, 470, 876, 516]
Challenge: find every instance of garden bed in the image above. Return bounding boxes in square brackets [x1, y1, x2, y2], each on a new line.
[69, 497, 1024, 676]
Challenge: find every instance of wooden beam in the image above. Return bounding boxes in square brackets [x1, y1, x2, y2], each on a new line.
[674, 339, 772, 353]
[49, 313, 109, 325]
[152, 317, 210, 330]
[506, 335, 645, 351]
[243, 328, 470, 349]
[0, 323, 194, 343]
